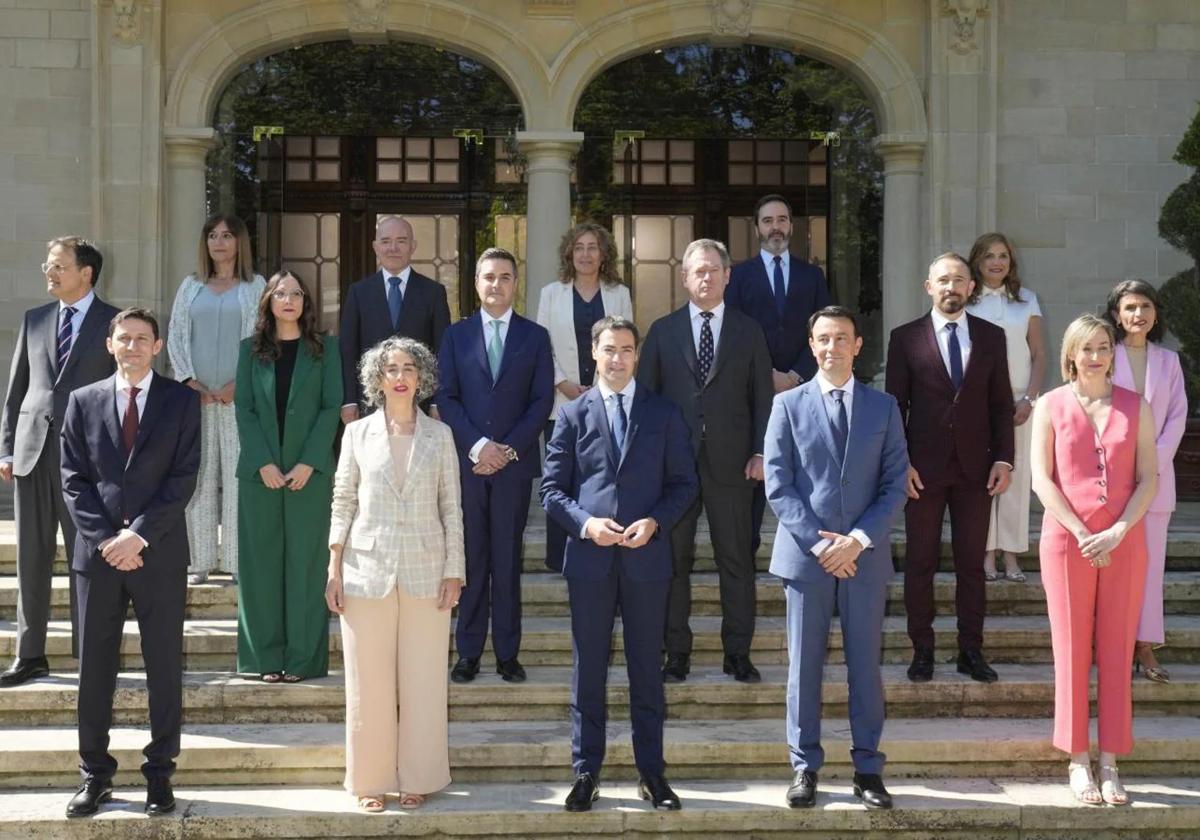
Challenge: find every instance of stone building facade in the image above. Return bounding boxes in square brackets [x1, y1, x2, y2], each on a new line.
[1, 0, 1197, 393]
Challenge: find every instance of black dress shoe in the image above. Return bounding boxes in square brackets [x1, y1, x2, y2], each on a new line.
[907, 647, 934, 683]
[145, 777, 175, 815]
[852, 773, 893, 809]
[662, 653, 690, 683]
[564, 772, 599, 811]
[638, 774, 681, 810]
[450, 657, 480, 683]
[496, 657, 526, 683]
[65, 778, 112, 818]
[786, 769, 818, 808]
[0, 656, 49, 687]
[723, 653, 762, 683]
[956, 648, 999, 683]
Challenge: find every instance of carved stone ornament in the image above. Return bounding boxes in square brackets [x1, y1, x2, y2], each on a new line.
[110, 0, 144, 47]
[347, 0, 388, 30]
[940, 0, 990, 55]
[712, 0, 753, 38]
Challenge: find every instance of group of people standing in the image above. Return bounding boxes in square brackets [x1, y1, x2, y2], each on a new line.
[0, 192, 1186, 818]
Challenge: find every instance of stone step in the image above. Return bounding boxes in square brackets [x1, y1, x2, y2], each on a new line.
[2, 778, 1199, 838]
[7, 570, 1200, 622]
[4, 663, 1198, 726]
[6, 614, 1200, 672]
[3, 716, 1200, 788]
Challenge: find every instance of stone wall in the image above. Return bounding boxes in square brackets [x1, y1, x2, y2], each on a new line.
[0, 0, 92, 390]
[995, 0, 1200, 375]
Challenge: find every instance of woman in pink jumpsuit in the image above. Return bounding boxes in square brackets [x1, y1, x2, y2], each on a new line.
[1030, 314, 1157, 806]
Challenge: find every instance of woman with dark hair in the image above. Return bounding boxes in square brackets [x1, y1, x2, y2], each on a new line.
[327, 336, 464, 812]
[168, 213, 266, 585]
[235, 270, 342, 682]
[1106, 279, 1189, 683]
[966, 232, 1045, 583]
[535, 222, 632, 570]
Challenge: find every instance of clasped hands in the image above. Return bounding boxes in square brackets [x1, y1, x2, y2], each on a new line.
[817, 530, 863, 578]
[259, 463, 314, 491]
[187, 379, 235, 407]
[585, 516, 658, 549]
[98, 529, 145, 571]
[1075, 523, 1125, 568]
[473, 441, 515, 476]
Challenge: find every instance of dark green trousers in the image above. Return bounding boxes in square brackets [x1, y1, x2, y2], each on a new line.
[236, 476, 331, 678]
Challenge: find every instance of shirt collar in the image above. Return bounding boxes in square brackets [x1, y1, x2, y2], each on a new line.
[382, 266, 412, 284]
[930, 307, 967, 333]
[815, 370, 855, 398]
[481, 308, 513, 327]
[979, 283, 1006, 297]
[60, 289, 95, 316]
[114, 368, 154, 393]
[760, 249, 789, 271]
[689, 301, 725, 321]
[597, 378, 636, 404]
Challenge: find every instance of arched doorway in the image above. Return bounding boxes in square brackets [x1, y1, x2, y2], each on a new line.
[571, 44, 884, 377]
[205, 40, 526, 328]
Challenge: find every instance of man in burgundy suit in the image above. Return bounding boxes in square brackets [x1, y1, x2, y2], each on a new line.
[885, 252, 1014, 684]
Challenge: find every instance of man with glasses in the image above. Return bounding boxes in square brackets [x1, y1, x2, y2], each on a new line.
[0, 237, 120, 686]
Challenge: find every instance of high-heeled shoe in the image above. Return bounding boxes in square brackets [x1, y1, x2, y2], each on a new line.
[1068, 762, 1102, 806]
[1098, 764, 1130, 806]
[1134, 659, 1171, 683]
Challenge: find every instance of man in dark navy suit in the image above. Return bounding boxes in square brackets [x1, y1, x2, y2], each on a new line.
[59, 308, 201, 818]
[436, 247, 554, 684]
[725, 195, 832, 555]
[542, 315, 697, 812]
[340, 215, 451, 422]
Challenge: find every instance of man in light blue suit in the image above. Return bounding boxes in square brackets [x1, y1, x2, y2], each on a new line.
[763, 305, 909, 811]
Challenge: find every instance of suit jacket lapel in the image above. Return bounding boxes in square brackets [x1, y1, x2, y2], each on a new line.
[367, 272, 393, 335]
[496, 314, 530, 384]
[616, 387, 647, 473]
[365, 411, 406, 502]
[58, 300, 107, 385]
[470, 313, 492, 384]
[922, 314, 956, 391]
[286, 343, 315, 409]
[806, 383, 842, 466]
[669, 307, 701, 384]
[587, 388, 618, 471]
[708, 310, 736, 385]
[128, 375, 165, 466]
[102, 378, 123, 457]
[42, 305, 61, 381]
[397, 411, 434, 502]
[1144, 343, 1160, 406]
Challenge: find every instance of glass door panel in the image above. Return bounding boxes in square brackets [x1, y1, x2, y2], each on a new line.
[613, 214, 693, 334]
[376, 212, 462, 321]
[279, 212, 341, 333]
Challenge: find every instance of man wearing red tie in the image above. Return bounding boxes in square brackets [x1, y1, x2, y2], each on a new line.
[60, 308, 200, 818]
[885, 254, 1015, 684]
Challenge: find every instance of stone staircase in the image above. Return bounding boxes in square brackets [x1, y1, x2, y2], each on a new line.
[1, 510, 1199, 837]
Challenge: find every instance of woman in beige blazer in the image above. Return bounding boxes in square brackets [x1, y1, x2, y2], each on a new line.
[326, 336, 465, 813]
[535, 222, 632, 570]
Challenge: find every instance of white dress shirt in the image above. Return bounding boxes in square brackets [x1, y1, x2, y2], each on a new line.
[688, 300, 725, 359]
[809, 371, 872, 558]
[59, 289, 95, 358]
[579, 378, 637, 539]
[930, 307, 972, 379]
[759, 249, 790, 295]
[469, 308, 515, 462]
[113, 368, 154, 547]
[381, 265, 412, 296]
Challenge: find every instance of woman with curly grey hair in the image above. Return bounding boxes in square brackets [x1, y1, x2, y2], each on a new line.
[326, 335, 465, 813]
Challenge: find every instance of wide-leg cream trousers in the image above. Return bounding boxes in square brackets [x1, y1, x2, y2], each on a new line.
[187, 401, 239, 575]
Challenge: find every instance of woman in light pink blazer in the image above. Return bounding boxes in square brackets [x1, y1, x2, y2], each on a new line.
[1107, 279, 1189, 683]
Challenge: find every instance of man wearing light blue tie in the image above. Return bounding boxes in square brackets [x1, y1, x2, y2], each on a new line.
[763, 306, 909, 811]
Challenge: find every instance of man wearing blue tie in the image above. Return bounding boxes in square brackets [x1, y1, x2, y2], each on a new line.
[436, 248, 554, 684]
[541, 316, 698, 812]
[764, 306, 909, 811]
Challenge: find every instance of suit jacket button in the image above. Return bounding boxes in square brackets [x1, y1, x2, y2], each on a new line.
[841, 480, 850, 487]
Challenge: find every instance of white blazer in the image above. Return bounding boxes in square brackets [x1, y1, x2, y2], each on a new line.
[536, 280, 633, 417]
[167, 273, 265, 383]
[328, 410, 466, 599]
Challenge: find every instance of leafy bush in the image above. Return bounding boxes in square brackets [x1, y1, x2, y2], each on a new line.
[1158, 268, 1200, 411]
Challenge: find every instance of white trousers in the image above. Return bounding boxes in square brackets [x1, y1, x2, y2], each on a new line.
[986, 412, 1032, 554]
[186, 401, 240, 574]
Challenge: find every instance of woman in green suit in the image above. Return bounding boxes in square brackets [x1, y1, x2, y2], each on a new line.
[235, 270, 343, 681]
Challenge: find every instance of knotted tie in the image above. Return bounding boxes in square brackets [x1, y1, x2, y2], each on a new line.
[830, 388, 848, 461]
[56, 306, 76, 374]
[387, 276, 403, 330]
[698, 311, 715, 383]
[488, 319, 504, 381]
[946, 321, 964, 389]
[772, 255, 786, 316]
[611, 391, 628, 458]
[122, 386, 140, 455]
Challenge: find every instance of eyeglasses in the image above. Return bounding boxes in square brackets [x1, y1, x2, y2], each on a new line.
[271, 290, 305, 302]
[40, 263, 70, 275]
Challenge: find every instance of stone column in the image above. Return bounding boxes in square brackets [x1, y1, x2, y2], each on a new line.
[163, 128, 216, 308]
[515, 130, 584, 311]
[876, 139, 927, 339]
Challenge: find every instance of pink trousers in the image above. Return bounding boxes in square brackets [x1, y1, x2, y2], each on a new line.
[1136, 512, 1170, 644]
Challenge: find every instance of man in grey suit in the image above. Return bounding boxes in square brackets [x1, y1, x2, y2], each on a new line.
[638, 238, 774, 684]
[763, 306, 908, 810]
[0, 236, 119, 685]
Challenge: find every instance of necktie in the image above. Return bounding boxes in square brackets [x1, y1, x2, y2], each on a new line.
[56, 306, 76, 374]
[698, 311, 715, 383]
[611, 392, 628, 458]
[387, 276, 403, 330]
[122, 386, 141, 454]
[830, 389, 849, 461]
[772, 256, 786, 316]
[487, 319, 504, 381]
[946, 322, 964, 389]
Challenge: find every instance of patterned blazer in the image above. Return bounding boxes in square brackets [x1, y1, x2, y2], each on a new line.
[167, 273, 266, 383]
[329, 409, 466, 599]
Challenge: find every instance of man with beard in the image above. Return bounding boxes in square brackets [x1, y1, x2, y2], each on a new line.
[885, 253, 1015, 684]
[725, 195, 831, 554]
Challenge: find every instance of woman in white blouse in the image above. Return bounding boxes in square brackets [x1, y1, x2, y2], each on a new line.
[326, 336, 464, 813]
[966, 233, 1046, 582]
[167, 214, 265, 584]
[535, 222, 632, 570]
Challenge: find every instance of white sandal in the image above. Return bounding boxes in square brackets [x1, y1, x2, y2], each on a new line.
[1098, 764, 1129, 806]
[1068, 762, 1102, 805]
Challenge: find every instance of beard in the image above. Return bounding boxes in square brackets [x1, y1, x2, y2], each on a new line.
[938, 295, 965, 314]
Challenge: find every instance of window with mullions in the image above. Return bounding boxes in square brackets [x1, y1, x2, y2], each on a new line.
[375, 137, 461, 185]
